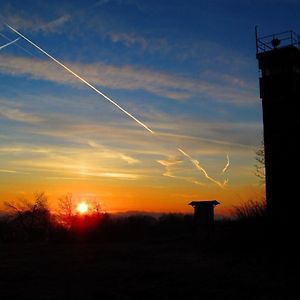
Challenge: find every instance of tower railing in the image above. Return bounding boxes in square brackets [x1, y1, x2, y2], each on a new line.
[256, 29, 300, 54]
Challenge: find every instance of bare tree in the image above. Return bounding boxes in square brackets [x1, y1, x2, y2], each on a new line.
[4, 192, 51, 240]
[92, 199, 103, 216]
[56, 194, 75, 229]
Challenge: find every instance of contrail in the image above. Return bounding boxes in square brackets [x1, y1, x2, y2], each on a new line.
[0, 37, 19, 50]
[222, 153, 230, 174]
[178, 148, 226, 188]
[6, 24, 154, 134]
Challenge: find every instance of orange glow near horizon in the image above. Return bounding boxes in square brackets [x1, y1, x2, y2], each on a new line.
[0, 170, 265, 218]
[77, 202, 89, 214]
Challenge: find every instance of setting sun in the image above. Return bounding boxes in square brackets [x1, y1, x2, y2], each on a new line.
[77, 202, 88, 214]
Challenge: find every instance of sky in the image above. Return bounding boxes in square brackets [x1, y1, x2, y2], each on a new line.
[0, 0, 298, 215]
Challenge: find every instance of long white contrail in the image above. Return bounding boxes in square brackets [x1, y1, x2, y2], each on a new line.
[0, 37, 19, 50]
[6, 24, 154, 134]
[178, 148, 226, 188]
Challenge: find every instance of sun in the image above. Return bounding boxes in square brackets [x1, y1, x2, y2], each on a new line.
[77, 202, 89, 214]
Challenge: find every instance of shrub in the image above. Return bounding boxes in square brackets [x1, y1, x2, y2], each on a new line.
[232, 199, 266, 221]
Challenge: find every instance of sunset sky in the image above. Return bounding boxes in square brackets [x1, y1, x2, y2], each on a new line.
[0, 0, 298, 215]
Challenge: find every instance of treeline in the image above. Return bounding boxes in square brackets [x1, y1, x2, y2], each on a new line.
[0, 193, 267, 246]
[0, 193, 195, 243]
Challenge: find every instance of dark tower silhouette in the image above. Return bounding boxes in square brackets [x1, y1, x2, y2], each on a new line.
[256, 29, 300, 237]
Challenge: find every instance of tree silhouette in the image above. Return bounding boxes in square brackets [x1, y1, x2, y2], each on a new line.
[57, 194, 75, 229]
[4, 192, 51, 240]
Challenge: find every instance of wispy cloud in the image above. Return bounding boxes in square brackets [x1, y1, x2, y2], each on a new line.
[46, 176, 88, 181]
[0, 101, 260, 155]
[0, 146, 62, 154]
[87, 140, 139, 164]
[157, 154, 207, 186]
[0, 11, 70, 34]
[79, 170, 140, 180]
[0, 169, 29, 175]
[37, 15, 70, 33]
[7, 156, 143, 181]
[0, 169, 17, 173]
[157, 155, 183, 178]
[1, 3, 253, 74]
[84, 6, 252, 71]
[0, 90, 261, 162]
[0, 106, 43, 123]
[0, 113, 258, 186]
[0, 54, 257, 104]
[0, 141, 145, 180]
[105, 30, 171, 55]
[108, 32, 148, 49]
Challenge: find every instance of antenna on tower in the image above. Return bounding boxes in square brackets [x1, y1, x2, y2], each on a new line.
[255, 26, 259, 53]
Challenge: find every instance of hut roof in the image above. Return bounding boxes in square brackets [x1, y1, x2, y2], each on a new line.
[188, 200, 220, 207]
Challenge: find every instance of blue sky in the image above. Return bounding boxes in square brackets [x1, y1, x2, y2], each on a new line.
[0, 0, 298, 213]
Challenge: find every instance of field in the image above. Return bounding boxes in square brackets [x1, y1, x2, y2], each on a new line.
[0, 221, 297, 300]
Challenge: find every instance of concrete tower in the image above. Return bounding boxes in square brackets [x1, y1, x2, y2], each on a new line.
[256, 29, 300, 235]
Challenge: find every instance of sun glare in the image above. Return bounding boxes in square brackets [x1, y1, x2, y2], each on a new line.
[77, 202, 88, 214]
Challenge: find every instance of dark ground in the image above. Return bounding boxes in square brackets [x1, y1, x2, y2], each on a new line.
[0, 230, 298, 300]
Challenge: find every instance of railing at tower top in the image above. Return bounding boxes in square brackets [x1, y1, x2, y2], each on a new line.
[256, 29, 300, 54]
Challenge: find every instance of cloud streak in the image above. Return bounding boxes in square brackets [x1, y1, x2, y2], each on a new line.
[87, 140, 139, 164]
[79, 170, 140, 180]
[0, 169, 17, 173]
[0, 106, 43, 123]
